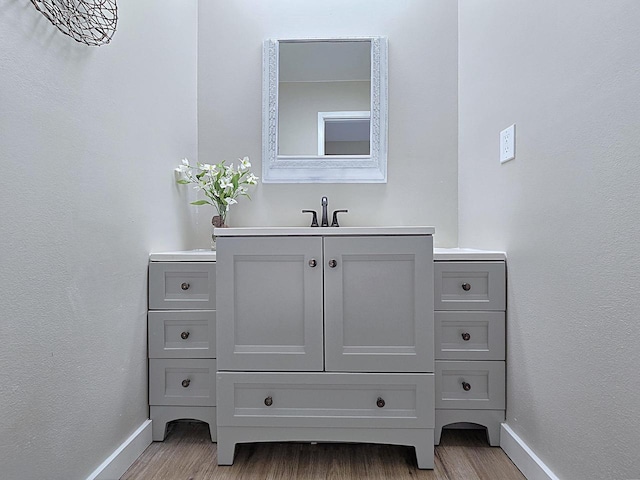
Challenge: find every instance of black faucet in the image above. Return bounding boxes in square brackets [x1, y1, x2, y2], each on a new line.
[321, 196, 329, 227]
[302, 197, 348, 227]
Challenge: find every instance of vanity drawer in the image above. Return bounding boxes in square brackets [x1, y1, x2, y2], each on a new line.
[148, 310, 216, 359]
[434, 261, 505, 311]
[149, 262, 216, 310]
[217, 372, 434, 429]
[435, 361, 505, 410]
[149, 358, 217, 406]
[435, 311, 505, 360]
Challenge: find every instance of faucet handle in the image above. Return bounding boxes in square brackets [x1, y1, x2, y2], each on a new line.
[330, 210, 348, 227]
[302, 210, 319, 227]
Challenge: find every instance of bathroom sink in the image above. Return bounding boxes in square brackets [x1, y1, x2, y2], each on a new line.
[212, 226, 435, 236]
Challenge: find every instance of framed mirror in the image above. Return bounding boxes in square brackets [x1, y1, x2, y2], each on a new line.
[262, 37, 388, 183]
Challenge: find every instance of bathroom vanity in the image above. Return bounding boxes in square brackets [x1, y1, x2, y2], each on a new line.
[147, 241, 506, 470]
[214, 226, 435, 468]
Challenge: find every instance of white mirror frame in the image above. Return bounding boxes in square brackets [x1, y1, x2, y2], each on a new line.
[262, 37, 388, 183]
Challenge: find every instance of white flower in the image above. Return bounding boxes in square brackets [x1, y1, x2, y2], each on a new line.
[246, 173, 258, 185]
[219, 176, 233, 189]
[239, 156, 251, 170]
[224, 163, 234, 175]
[224, 197, 238, 211]
[181, 158, 190, 166]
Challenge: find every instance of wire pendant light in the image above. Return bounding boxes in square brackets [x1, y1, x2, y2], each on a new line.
[31, 0, 117, 46]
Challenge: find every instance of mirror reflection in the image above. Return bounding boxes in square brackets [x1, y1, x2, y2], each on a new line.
[278, 40, 371, 156]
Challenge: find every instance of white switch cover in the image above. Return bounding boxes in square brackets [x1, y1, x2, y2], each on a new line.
[500, 124, 516, 163]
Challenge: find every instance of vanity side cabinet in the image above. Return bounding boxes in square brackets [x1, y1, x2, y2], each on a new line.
[148, 259, 217, 442]
[433, 260, 506, 447]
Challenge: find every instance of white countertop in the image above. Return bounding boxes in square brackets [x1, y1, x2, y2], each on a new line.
[434, 248, 506, 261]
[212, 226, 436, 236]
[150, 247, 505, 262]
[149, 249, 216, 261]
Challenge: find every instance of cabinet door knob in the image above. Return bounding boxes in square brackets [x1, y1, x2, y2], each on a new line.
[181, 282, 190, 291]
[309, 259, 317, 268]
[264, 396, 273, 407]
[328, 259, 337, 268]
[462, 381, 471, 391]
[461, 282, 471, 291]
[181, 331, 190, 340]
[182, 379, 191, 388]
[376, 397, 385, 408]
[461, 332, 471, 341]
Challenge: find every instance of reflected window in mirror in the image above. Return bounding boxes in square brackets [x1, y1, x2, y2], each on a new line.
[262, 37, 388, 183]
[318, 111, 370, 156]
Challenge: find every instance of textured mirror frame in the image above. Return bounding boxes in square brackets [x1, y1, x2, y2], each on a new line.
[262, 37, 388, 183]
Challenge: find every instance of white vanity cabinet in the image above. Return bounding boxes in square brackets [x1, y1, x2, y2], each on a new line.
[148, 252, 218, 442]
[432, 250, 506, 446]
[215, 227, 435, 469]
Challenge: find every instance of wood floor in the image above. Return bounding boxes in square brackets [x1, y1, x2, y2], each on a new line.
[121, 422, 525, 480]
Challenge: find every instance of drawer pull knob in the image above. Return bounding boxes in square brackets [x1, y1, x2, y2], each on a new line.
[461, 282, 471, 291]
[182, 379, 191, 388]
[461, 332, 471, 341]
[462, 381, 471, 391]
[309, 259, 317, 268]
[328, 259, 337, 268]
[264, 396, 273, 407]
[376, 397, 385, 408]
[181, 282, 190, 291]
[180, 331, 190, 340]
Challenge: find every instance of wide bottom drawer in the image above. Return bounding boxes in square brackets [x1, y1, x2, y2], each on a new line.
[435, 360, 505, 410]
[217, 372, 434, 429]
[150, 358, 217, 406]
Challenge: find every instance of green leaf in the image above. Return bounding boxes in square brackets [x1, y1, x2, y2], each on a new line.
[190, 200, 211, 205]
[176, 179, 190, 184]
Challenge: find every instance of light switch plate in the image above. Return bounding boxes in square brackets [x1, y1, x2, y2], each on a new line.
[500, 124, 515, 163]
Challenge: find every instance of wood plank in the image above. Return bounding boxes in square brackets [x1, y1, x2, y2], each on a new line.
[121, 422, 525, 480]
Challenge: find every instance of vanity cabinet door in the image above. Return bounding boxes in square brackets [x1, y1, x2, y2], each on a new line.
[216, 236, 324, 371]
[324, 236, 434, 372]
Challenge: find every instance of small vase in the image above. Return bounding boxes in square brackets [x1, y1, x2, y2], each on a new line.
[211, 214, 228, 251]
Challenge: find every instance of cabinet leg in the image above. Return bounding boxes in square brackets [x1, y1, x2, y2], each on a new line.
[151, 420, 167, 442]
[216, 439, 236, 465]
[434, 425, 443, 445]
[486, 423, 501, 446]
[414, 445, 434, 469]
[414, 429, 434, 469]
[208, 423, 217, 443]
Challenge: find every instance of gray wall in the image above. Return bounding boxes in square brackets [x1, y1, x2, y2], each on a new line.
[198, 0, 459, 247]
[458, 1, 640, 478]
[0, 2, 198, 478]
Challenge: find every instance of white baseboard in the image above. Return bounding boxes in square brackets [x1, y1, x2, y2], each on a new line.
[86, 419, 152, 480]
[500, 423, 559, 480]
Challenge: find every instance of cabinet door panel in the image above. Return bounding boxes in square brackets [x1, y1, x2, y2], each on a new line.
[324, 236, 433, 372]
[216, 236, 324, 371]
